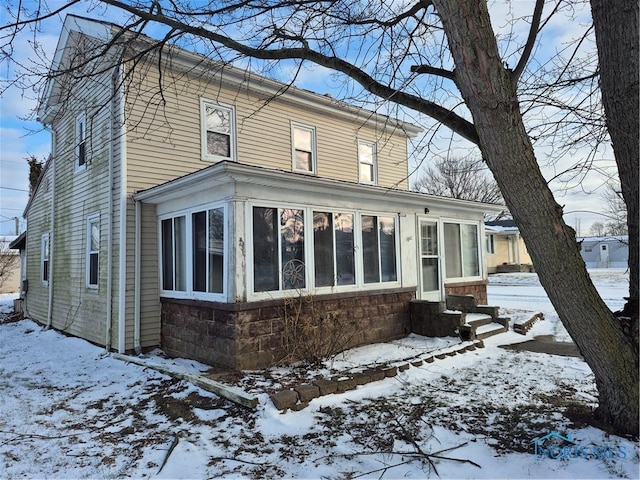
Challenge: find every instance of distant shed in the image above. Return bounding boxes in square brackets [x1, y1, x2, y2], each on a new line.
[578, 236, 628, 269]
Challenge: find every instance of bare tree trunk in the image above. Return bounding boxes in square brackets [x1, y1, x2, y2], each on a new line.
[590, 0, 639, 340]
[433, 0, 639, 436]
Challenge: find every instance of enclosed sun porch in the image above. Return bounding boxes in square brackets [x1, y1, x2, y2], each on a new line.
[133, 161, 503, 371]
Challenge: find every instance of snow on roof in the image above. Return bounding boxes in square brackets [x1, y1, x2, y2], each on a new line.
[577, 235, 628, 243]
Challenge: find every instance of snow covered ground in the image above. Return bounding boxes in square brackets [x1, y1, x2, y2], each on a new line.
[0, 270, 637, 479]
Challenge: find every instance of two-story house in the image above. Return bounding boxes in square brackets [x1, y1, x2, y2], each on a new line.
[23, 15, 502, 370]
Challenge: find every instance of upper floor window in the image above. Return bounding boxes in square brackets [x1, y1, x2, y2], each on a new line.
[75, 114, 87, 171]
[86, 214, 100, 288]
[358, 141, 377, 184]
[41, 233, 50, 285]
[201, 99, 235, 161]
[291, 123, 316, 174]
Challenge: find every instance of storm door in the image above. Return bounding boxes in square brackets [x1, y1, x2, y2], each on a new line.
[419, 220, 441, 301]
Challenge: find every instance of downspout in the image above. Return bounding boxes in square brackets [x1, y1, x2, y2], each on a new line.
[44, 125, 55, 329]
[515, 232, 521, 266]
[117, 64, 128, 354]
[105, 65, 119, 351]
[134, 198, 141, 354]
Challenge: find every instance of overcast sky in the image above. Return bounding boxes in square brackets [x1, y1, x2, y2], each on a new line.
[0, 0, 618, 237]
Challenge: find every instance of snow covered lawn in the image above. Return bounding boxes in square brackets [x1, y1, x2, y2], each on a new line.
[0, 270, 637, 479]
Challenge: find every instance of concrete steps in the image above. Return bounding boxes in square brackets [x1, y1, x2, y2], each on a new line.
[457, 311, 510, 341]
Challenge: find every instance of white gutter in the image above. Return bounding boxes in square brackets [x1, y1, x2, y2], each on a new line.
[117, 69, 128, 354]
[134, 199, 141, 354]
[45, 127, 56, 329]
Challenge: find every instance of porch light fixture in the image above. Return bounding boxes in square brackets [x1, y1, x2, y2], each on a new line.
[424, 207, 430, 214]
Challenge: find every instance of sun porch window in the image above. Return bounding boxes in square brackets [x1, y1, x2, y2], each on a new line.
[251, 205, 398, 295]
[444, 222, 481, 279]
[160, 205, 226, 299]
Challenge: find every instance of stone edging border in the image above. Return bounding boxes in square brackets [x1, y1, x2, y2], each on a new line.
[270, 339, 485, 411]
[513, 312, 544, 335]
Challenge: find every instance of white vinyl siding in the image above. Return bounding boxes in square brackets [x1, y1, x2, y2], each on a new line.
[126, 59, 410, 192]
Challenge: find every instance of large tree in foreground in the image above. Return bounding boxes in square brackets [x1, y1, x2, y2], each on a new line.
[2, 0, 637, 435]
[590, 0, 638, 335]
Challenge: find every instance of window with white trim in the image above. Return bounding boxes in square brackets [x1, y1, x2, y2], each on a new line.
[251, 205, 398, 294]
[75, 113, 87, 171]
[486, 234, 496, 254]
[253, 207, 306, 292]
[192, 208, 225, 294]
[161, 216, 187, 292]
[358, 141, 377, 184]
[291, 124, 316, 173]
[201, 99, 235, 161]
[444, 222, 481, 279]
[41, 233, 50, 285]
[362, 215, 397, 283]
[160, 205, 226, 299]
[313, 211, 355, 287]
[86, 214, 100, 288]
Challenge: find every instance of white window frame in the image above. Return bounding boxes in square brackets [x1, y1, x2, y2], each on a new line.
[247, 203, 400, 299]
[200, 98, 236, 162]
[486, 234, 496, 254]
[291, 123, 317, 174]
[159, 203, 227, 301]
[75, 113, 87, 172]
[358, 140, 377, 185]
[41, 233, 50, 286]
[442, 219, 484, 283]
[86, 214, 100, 289]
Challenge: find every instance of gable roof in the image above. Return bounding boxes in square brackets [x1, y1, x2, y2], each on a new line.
[39, 15, 422, 138]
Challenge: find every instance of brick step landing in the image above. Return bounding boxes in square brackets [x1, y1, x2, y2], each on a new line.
[459, 313, 509, 341]
[474, 322, 509, 340]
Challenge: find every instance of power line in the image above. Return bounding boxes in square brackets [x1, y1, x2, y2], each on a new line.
[0, 186, 29, 192]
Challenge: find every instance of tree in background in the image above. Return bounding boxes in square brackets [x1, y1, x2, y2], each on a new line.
[1, 0, 637, 435]
[26, 155, 44, 195]
[0, 241, 19, 292]
[413, 156, 505, 213]
[588, 183, 628, 237]
[412, 156, 507, 220]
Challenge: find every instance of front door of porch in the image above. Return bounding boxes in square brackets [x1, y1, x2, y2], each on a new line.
[419, 219, 442, 301]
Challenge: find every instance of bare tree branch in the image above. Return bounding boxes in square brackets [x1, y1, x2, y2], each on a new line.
[512, 0, 544, 82]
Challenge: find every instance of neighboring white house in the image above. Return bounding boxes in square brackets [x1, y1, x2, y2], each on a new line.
[578, 236, 629, 268]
